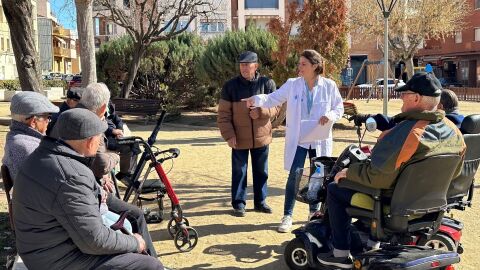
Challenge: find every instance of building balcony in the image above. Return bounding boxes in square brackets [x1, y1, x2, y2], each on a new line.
[53, 27, 71, 38]
[53, 47, 76, 59]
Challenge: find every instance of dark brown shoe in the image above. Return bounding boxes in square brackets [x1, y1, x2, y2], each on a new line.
[254, 204, 272, 214]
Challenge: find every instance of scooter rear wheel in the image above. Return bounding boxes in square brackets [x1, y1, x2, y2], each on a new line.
[418, 233, 456, 252]
[285, 238, 314, 270]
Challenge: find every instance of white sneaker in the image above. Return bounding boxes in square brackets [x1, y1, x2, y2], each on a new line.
[278, 215, 293, 233]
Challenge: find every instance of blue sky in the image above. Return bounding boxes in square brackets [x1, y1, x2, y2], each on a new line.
[51, 0, 77, 30]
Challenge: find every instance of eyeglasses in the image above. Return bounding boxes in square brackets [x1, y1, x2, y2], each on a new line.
[26, 114, 52, 122]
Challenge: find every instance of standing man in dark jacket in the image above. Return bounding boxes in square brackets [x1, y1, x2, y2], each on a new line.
[13, 109, 164, 270]
[217, 51, 279, 217]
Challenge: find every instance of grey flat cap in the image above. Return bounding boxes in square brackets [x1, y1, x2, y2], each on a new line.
[238, 51, 258, 63]
[10, 91, 59, 115]
[56, 108, 108, 140]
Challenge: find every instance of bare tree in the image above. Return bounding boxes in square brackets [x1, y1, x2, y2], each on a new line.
[96, 0, 215, 98]
[2, 0, 42, 91]
[75, 0, 97, 86]
[349, 0, 470, 77]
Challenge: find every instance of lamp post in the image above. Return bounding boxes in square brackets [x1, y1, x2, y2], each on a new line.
[377, 0, 398, 115]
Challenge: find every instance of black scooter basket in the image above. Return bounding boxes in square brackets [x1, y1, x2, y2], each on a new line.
[294, 156, 337, 204]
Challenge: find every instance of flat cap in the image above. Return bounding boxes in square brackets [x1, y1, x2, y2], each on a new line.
[10, 91, 59, 115]
[66, 88, 84, 100]
[238, 51, 258, 63]
[56, 108, 107, 140]
[395, 72, 442, 97]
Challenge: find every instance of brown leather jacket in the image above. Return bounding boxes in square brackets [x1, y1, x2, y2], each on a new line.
[217, 73, 279, 149]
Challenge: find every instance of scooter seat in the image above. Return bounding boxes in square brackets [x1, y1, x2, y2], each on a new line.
[350, 193, 422, 220]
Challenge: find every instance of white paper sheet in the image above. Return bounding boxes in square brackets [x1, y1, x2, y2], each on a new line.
[299, 120, 333, 143]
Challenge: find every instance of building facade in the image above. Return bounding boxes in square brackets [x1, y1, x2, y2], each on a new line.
[233, 0, 286, 30]
[416, 0, 480, 87]
[37, 0, 80, 75]
[0, 3, 17, 80]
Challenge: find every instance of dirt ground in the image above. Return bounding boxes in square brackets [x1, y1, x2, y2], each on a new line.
[0, 99, 479, 269]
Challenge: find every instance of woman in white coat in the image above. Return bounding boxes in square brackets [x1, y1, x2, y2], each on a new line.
[243, 50, 344, 232]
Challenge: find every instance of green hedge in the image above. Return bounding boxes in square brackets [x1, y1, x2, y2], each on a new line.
[0, 80, 21, 91]
[0, 80, 67, 91]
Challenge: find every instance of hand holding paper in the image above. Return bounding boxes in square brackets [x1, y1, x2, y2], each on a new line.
[300, 119, 333, 144]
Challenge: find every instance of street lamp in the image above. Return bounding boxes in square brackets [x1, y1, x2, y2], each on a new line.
[376, 0, 398, 115]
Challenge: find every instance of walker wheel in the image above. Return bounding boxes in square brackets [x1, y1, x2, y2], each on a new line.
[167, 217, 190, 238]
[174, 227, 198, 252]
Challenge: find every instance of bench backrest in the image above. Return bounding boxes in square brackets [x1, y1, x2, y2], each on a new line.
[112, 98, 161, 116]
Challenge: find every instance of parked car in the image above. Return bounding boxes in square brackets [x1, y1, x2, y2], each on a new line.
[439, 77, 463, 88]
[49, 72, 63, 80]
[357, 78, 406, 89]
[68, 75, 82, 89]
[42, 74, 52, 80]
[62, 74, 74, 81]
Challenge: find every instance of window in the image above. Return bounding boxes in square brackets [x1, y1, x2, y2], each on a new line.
[245, 0, 278, 9]
[476, 0, 480, 9]
[475, 28, 480, 42]
[106, 23, 114, 35]
[455, 31, 462, 44]
[6, 38, 10, 52]
[200, 22, 226, 33]
[1, 37, 3, 51]
[288, 0, 304, 8]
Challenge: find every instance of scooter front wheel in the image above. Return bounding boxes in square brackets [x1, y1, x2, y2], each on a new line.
[284, 238, 314, 270]
[174, 227, 198, 252]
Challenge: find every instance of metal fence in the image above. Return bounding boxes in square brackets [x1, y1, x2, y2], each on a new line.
[340, 86, 480, 102]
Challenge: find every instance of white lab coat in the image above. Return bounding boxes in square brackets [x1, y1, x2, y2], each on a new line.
[253, 76, 344, 171]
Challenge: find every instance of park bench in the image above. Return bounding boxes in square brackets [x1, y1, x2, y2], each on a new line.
[343, 101, 359, 121]
[111, 98, 162, 124]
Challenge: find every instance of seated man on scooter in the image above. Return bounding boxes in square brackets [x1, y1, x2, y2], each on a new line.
[319, 72, 466, 269]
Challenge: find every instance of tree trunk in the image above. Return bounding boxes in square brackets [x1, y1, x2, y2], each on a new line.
[75, 0, 96, 87]
[404, 57, 414, 81]
[122, 45, 146, 98]
[2, 0, 42, 92]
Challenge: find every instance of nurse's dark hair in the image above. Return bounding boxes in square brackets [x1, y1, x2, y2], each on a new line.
[301, 49, 324, 75]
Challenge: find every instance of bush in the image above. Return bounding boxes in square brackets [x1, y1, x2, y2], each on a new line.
[195, 27, 277, 99]
[0, 80, 21, 91]
[96, 33, 210, 112]
[43, 80, 67, 89]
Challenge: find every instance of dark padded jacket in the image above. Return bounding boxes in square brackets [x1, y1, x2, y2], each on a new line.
[13, 137, 138, 270]
[217, 73, 279, 149]
[347, 110, 466, 189]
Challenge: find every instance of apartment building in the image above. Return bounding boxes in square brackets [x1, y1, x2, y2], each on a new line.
[93, 0, 231, 48]
[416, 0, 480, 87]
[232, 0, 286, 30]
[38, 0, 80, 75]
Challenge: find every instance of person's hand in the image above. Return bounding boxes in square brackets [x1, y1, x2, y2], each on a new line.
[249, 108, 260, 119]
[319, 116, 330, 125]
[227, 137, 237, 148]
[100, 189, 108, 203]
[133, 233, 146, 253]
[334, 168, 348, 183]
[348, 113, 372, 126]
[241, 97, 255, 108]
[112, 129, 124, 138]
[102, 174, 114, 193]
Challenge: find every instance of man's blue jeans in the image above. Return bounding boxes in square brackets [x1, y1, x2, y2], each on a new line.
[231, 145, 269, 209]
[327, 181, 356, 251]
[284, 146, 319, 216]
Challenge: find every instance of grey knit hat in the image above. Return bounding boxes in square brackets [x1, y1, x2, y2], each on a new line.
[10, 91, 59, 115]
[56, 108, 107, 140]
